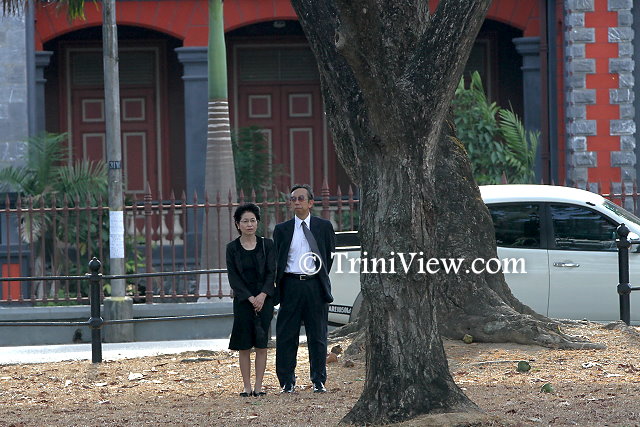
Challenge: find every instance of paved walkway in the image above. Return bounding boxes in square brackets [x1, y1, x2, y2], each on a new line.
[0, 338, 233, 365]
[0, 330, 316, 365]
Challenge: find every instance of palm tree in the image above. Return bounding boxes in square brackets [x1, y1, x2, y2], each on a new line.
[200, 0, 237, 299]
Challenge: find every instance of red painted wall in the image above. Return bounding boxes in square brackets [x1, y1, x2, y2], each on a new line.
[36, 0, 539, 48]
[35, 0, 297, 48]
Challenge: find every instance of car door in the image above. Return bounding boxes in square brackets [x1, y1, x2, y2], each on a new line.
[547, 203, 627, 321]
[487, 203, 551, 316]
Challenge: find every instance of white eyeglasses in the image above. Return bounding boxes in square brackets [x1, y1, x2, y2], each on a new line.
[239, 218, 257, 224]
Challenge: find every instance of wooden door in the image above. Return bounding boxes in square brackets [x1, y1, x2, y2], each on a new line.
[66, 47, 163, 198]
[71, 87, 158, 197]
[237, 83, 331, 191]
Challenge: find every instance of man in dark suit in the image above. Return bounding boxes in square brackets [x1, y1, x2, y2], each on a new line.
[273, 184, 335, 393]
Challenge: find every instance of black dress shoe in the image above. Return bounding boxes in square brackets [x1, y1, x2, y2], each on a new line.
[312, 382, 326, 393]
[280, 383, 295, 393]
[239, 391, 251, 397]
[252, 390, 267, 396]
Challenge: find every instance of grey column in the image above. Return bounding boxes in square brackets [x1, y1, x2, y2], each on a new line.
[176, 47, 208, 201]
[513, 37, 542, 180]
[176, 47, 208, 262]
[34, 52, 52, 134]
[0, 13, 29, 171]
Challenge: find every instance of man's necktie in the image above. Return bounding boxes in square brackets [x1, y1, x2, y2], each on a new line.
[302, 221, 322, 272]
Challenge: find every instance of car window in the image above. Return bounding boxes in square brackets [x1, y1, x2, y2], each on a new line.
[550, 204, 617, 251]
[488, 203, 541, 248]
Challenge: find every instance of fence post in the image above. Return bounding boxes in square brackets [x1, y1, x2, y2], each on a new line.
[321, 177, 330, 220]
[617, 224, 632, 325]
[144, 185, 153, 303]
[88, 257, 103, 363]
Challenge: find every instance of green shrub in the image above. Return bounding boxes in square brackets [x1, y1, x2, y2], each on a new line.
[452, 71, 538, 185]
[231, 126, 285, 199]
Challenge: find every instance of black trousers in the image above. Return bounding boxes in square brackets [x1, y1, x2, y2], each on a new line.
[276, 276, 328, 387]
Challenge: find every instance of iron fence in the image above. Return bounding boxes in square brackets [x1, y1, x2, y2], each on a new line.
[9, 179, 639, 307]
[0, 258, 228, 363]
[0, 182, 360, 306]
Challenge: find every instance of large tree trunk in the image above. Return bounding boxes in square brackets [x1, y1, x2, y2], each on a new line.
[349, 155, 479, 422]
[291, 0, 598, 424]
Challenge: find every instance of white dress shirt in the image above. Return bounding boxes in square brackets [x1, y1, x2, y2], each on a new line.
[285, 214, 316, 274]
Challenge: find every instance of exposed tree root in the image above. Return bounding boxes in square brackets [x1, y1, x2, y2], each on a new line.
[439, 312, 605, 350]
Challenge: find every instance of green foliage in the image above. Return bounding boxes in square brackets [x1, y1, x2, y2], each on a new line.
[452, 71, 538, 185]
[231, 126, 285, 199]
[0, 132, 107, 204]
[0, 132, 108, 289]
[1, 0, 88, 20]
[0, 132, 107, 244]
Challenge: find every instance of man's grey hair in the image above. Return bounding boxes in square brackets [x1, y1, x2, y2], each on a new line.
[290, 183, 314, 200]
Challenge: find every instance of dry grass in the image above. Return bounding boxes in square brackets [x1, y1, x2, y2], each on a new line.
[1, 321, 640, 426]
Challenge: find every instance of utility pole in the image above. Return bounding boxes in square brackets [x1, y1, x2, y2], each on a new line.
[102, 0, 132, 341]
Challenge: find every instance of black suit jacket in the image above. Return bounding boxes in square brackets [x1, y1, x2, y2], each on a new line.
[273, 216, 336, 303]
[226, 236, 276, 302]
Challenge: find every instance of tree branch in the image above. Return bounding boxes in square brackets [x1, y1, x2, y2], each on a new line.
[332, 1, 429, 101]
[407, 0, 491, 115]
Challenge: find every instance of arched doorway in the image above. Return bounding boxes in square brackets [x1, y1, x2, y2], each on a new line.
[43, 26, 186, 199]
[227, 20, 353, 193]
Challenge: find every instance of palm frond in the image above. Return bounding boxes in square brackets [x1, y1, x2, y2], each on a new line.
[56, 159, 107, 203]
[498, 107, 539, 183]
[60, 0, 89, 20]
[0, 165, 33, 193]
[28, 133, 67, 190]
[498, 108, 527, 154]
[2, 1, 87, 19]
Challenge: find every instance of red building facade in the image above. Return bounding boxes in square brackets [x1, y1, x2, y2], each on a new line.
[29, 0, 637, 198]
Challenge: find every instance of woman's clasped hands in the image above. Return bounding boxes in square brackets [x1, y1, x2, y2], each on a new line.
[249, 292, 267, 313]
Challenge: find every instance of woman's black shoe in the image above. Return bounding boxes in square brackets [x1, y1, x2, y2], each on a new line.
[239, 391, 251, 397]
[252, 390, 267, 396]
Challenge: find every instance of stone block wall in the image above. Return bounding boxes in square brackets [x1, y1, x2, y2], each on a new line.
[0, 14, 28, 171]
[564, 0, 634, 193]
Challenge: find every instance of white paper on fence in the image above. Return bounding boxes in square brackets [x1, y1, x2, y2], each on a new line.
[109, 211, 125, 259]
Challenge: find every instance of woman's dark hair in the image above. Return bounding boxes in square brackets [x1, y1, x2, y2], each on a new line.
[233, 203, 261, 234]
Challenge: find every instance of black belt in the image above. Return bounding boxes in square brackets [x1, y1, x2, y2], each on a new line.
[283, 272, 319, 281]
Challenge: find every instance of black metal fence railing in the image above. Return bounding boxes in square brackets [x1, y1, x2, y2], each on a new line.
[0, 257, 228, 363]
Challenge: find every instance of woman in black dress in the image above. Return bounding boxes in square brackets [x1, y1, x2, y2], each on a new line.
[226, 203, 276, 397]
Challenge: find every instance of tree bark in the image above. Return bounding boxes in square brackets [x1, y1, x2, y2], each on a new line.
[291, 0, 599, 424]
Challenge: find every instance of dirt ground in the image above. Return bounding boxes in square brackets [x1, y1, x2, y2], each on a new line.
[2, 321, 640, 426]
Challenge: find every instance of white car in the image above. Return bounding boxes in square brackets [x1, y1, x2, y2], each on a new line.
[328, 184, 640, 325]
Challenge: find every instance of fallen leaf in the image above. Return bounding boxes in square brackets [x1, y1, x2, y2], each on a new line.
[582, 362, 602, 369]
